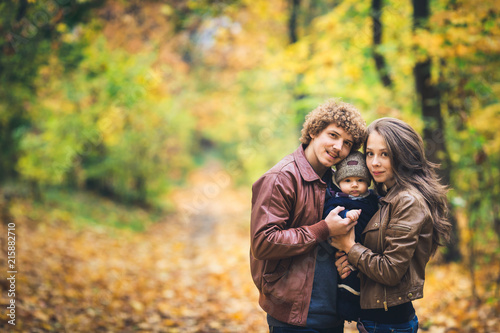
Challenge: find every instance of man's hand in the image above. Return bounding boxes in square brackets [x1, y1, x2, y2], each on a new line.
[335, 251, 355, 279]
[324, 206, 357, 237]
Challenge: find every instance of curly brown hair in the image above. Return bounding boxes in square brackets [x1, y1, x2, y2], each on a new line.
[299, 99, 366, 150]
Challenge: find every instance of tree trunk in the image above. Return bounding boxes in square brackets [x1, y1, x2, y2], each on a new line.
[371, 0, 392, 87]
[288, 0, 308, 128]
[16, 0, 28, 21]
[289, 0, 300, 44]
[412, 0, 461, 262]
[134, 175, 147, 207]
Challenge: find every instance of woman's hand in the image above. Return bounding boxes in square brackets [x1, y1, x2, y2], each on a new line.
[329, 226, 355, 253]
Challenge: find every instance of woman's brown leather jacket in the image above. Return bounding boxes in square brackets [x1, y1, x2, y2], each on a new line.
[347, 186, 434, 310]
[250, 145, 331, 326]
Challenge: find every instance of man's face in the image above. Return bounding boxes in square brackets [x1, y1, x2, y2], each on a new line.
[304, 123, 354, 176]
[338, 177, 369, 197]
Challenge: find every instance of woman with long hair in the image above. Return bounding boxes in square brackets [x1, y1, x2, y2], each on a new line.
[330, 117, 452, 333]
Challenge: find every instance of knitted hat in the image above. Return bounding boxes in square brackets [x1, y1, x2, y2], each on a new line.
[334, 151, 371, 184]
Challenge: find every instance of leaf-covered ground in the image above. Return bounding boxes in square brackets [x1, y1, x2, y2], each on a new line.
[1, 171, 499, 332]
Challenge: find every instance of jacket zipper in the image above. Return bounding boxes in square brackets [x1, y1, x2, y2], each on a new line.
[379, 207, 388, 311]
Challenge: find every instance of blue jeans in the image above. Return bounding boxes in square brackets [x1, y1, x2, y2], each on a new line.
[269, 325, 344, 333]
[357, 315, 419, 333]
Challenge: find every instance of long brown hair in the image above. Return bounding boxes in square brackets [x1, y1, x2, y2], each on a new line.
[365, 117, 451, 254]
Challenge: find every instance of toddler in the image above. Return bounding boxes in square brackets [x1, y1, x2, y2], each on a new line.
[323, 151, 379, 321]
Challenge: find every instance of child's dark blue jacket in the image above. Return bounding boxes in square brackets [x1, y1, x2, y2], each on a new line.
[323, 189, 379, 243]
[323, 189, 379, 321]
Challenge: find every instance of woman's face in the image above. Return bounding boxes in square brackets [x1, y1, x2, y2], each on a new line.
[365, 131, 396, 188]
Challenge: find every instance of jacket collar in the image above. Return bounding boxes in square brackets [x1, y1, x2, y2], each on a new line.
[379, 184, 405, 205]
[293, 144, 324, 183]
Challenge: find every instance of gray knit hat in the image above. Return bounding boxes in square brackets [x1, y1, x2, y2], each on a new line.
[334, 151, 371, 184]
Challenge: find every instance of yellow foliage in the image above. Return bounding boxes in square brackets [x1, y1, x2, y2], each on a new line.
[423, 0, 500, 59]
[344, 63, 362, 80]
[97, 105, 125, 147]
[56, 23, 68, 33]
[468, 102, 500, 155]
[414, 31, 446, 57]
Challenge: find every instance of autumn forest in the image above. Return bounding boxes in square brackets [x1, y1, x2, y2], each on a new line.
[0, 0, 499, 332]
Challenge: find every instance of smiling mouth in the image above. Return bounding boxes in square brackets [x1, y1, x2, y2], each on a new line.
[327, 151, 338, 160]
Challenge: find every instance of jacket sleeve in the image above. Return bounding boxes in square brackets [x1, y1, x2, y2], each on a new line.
[250, 172, 330, 260]
[347, 194, 430, 286]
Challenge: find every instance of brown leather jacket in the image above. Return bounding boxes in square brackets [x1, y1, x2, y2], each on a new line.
[250, 145, 331, 326]
[347, 186, 434, 310]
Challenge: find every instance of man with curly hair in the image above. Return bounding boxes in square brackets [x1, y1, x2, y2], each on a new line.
[250, 99, 367, 332]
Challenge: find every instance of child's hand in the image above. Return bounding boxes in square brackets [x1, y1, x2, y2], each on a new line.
[345, 209, 362, 222]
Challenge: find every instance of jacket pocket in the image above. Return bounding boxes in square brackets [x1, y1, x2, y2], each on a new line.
[361, 220, 383, 252]
[386, 223, 413, 239]
[262, 258, 292, 299]
[263, 258, 292, 283]
[388, 224, 412, 232]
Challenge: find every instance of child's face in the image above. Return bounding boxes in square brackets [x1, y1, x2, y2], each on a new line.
[338, 176, 368, 197]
